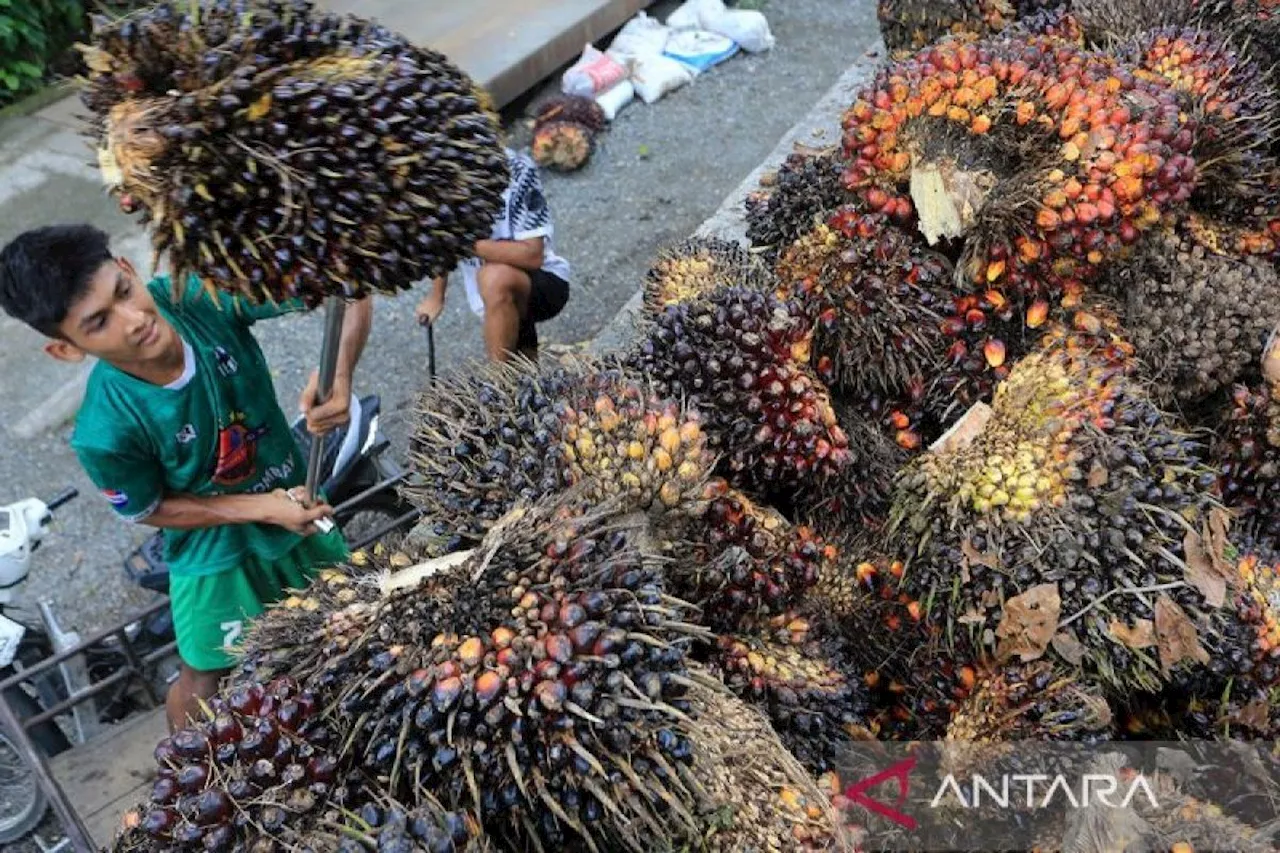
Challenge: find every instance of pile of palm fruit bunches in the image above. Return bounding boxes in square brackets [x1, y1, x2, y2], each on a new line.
[102, 0, 1280, 851]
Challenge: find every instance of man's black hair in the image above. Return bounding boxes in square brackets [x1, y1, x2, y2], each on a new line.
[0, 224, 114, 337]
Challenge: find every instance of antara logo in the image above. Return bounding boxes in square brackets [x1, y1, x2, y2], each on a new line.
[929, 772, 1159, 810]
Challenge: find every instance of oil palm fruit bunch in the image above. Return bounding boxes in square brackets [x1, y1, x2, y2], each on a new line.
[80, 0, 507, 305]
[405, 357, 717, 550]
[774, 206, 953, 401]
[299, 792, 489, 853]
[643, 236, 772, 313]
[1212, 379, 1280, 540]
[1098, 228, 1280, 408]
[888, 327, 1234, 695]
[876, 0, 1016, 53]
[111, 675, 358, 852]
[532, 94, 606, 133]
[795, 407, 910, 532]
[1121, 26, 1280, 226]
[666, 490, 836, 630]
[629, 284, 852, 495]
[842, 33, 1199, 302]
[744, 147, 849, 264]
[530, 121, 595, 172]
[707, 628, 870, 774]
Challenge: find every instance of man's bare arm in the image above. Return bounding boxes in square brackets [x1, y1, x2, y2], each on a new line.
[143, 490, 332, 536]
[474, 238, 544, 271]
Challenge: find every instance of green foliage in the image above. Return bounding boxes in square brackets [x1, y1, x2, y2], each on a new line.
[0, 0, 86, 106]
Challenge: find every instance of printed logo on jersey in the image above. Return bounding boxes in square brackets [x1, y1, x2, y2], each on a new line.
[102, 489, 129, 507]
[213, 345, 238, 377]
[210, 412, 269, 487]
[175, 424, 198, 445]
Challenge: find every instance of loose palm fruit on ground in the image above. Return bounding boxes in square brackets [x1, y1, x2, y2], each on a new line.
[842, 33, 1199, 302]
[707, 628, 871, 774]
[629, 284, 852, 495]
[775, 206, 953, 401]
[81, 1, 507, 304]
[643, 236, 772, 313]
[887, 328, 1234, 695]
[664, 489, 835, 630]
[532, 94, 606, 133]
[111, 676, 356, 852]
[405, 357, 717, 550]
[1212, 380, 1280, 540]
[1098, 228, 1280, 407]
[876, 0, 1016, 53]
[530, 119, 595, 172]
[744, 147, 850, 264]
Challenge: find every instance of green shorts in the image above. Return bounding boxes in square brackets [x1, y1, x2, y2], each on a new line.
[168, 531, 348, 672]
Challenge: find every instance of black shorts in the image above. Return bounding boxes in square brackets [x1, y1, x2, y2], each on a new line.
[518, 268, 570, 350]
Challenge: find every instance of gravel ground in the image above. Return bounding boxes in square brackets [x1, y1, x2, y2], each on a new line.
[6, 0, 877, 843]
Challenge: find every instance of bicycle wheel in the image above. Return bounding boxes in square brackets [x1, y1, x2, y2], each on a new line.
[0, 690, 51, 843]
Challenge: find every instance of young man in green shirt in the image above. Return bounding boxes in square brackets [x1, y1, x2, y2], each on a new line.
[0, 224, 373, 730]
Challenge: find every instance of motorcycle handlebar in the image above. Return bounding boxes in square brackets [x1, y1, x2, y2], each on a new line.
[45, 488, 79, 511]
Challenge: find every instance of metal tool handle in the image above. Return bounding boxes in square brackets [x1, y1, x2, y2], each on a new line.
[426, 320, 437, 383]
[305, 297, 347, 501]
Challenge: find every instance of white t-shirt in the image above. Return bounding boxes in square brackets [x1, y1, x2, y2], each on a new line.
[461, 149, 572, 316]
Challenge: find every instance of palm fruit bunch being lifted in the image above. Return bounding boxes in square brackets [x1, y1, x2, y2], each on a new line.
[80, 0, 507, 304]
[886, 324, 1245, 696]
[841, 32, 1198, 303]
[404, 357, 717, 552]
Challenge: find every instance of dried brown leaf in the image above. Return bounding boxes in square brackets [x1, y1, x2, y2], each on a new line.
[1236, 699, 1270, 733]
[1087, 460, 1109, 488]
[1183, 528, 1226, 609]
[961, 538, 1000, 572]
[1108, 618, 1156, 650]
[1154, 594, 1210, 675]
[1051, 631, 1086, 665]
[995, 583, 1061, 662]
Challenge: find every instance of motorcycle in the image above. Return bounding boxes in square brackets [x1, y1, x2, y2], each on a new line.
[0, 393, 421, 843]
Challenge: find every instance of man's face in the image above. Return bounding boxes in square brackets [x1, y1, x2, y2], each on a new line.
[49, 258, 177, 365]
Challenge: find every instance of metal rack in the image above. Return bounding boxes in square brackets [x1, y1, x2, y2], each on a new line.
[0, 598, 175, 852]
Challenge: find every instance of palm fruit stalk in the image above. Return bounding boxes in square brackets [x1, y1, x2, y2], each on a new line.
[876, 0, 1016, 54]
[404, 357, 718, 552]
[643, 236, 772, 314]
[80, 0, 508, 305]
[744, 147, 850, 264]
[841, 32, 1199, 302]
[663, 489, 836, 630]
[1121, 25, 1280, 249]
[886, 325, 1236, 695]
[530, 120, 595, 172]
[1098, 228, 1280, 408]
[1212, 379, 1280, 540]
[111, 675, 369, 852]
[706, 627, 870, 774]
[628, 284, 853, 496]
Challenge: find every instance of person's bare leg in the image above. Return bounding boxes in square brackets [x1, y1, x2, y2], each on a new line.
[166, 663, 227, 732]
[477, 263, 532, 363]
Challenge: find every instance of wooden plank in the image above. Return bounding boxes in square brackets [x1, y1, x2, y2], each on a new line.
[318, 0, 654, 107]
[49, 707, 169, 847]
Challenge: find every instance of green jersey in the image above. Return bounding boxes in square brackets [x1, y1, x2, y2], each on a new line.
[72, 276, 308, 577]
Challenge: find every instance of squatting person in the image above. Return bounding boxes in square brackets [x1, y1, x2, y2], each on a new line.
[0, 224, 372, 731]
[415, 147, 571, 361]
